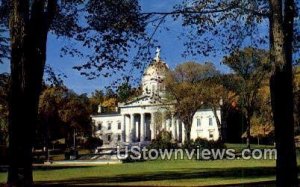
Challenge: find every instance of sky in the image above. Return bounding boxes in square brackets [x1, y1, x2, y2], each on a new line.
[0, 0, 239, 95]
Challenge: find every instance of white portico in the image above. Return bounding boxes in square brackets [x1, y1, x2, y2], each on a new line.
[91, 48, 221, 147]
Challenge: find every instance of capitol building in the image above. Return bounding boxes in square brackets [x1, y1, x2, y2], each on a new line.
[91, 49, 221, 147]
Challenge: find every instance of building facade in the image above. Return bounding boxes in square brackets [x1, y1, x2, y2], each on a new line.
[91, 49, 221, 147]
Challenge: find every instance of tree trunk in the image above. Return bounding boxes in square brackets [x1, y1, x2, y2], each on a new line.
[212, 106, 222, 141]
[185, 130, 191, 142]
[183, 120, 192, 143]
[7, 0, 53, 185]
[246, 116, 251, 149]
[269, 0, 298, 186]
[270, 70, 297, 187]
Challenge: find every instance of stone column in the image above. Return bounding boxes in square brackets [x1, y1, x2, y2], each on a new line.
[166, 119, 170, 131]
[177, 119, 183, 142]
[176, 119, 181, 142]
[140, 113, 145, 142]
[130, 114, 135, 142]
[122, 115, 126, 142]
[125, 115, 130, 142]
[182, 121, 185, 142]
[171, 115, 176, 140]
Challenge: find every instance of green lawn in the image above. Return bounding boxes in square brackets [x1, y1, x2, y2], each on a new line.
[1, 144, 298, 186]
[225, 143, 275, 152]
[0, 158, 278, 186]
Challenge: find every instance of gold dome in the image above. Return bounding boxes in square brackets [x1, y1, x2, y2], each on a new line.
[144, 59, 169, 76]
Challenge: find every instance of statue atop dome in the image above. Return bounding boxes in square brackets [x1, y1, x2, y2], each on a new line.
[154, 47, 161, 62]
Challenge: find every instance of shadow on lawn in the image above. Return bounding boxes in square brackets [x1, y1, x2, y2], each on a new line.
[35, 166, 276, 186]
[33, 166, 95, 171]
[0, 166, 95, 173]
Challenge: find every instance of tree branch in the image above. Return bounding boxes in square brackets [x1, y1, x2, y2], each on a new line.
[141, 6, 236, 16]
[141, 2, 270, 18]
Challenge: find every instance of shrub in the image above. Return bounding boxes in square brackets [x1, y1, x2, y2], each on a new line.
[84, 137, 103, 152]
[182, 138, 226, 150]
[182, 138, 226, 160]
[193, 138, 226, 150]
[147, 130, 178, 150]
[182, 139, 195, 150]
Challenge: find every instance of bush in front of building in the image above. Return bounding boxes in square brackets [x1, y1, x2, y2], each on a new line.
[182, 137, 225, 150]
[181, 138, 226, 159]
[193, 137, 226, 150]
[84, 137, 103, 152]
[186, 138, 226, 160]
[181, 139, 195, 150]
[147, 130, 178, 151]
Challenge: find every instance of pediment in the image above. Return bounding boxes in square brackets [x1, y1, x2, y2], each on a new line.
[122, 96, 153, 107]
[118, 94, 170, 108]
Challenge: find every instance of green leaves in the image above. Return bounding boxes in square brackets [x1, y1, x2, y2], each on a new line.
[223, 48, 271, 97]
[39, 86, 91, 139]
[71, 0, 148, 79]
[222, 47, 272, 140]
[0, 0, 149, 79]
[165, 62, 221, 139]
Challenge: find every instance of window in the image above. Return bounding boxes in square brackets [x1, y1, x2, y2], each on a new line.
[97, 123, 102, 131]
[108, 123, 111, 130]
[107, 134, 111, 142]
[117, 134, 121, 141]
[197, 118, 201, 127]
[209, 132, 214, 139]
[118, 122, 121, 130]
[209, 118, 213, 126]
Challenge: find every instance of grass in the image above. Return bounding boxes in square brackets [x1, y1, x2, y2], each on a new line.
[0, 152, 278, 186]
[0, 159, 277, 186]
[225, 143, 275, 153]
[2, 143, 299, 186]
